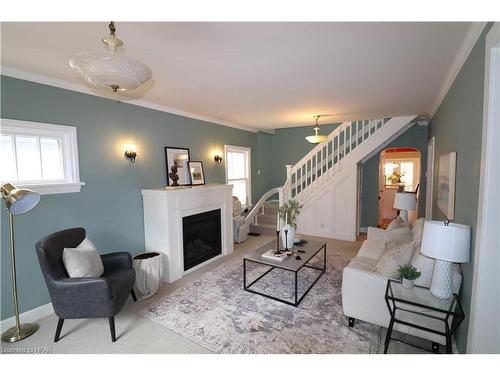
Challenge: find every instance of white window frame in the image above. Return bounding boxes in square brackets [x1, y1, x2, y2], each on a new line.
[224, 145, 252, 207]
[1, 118, 84, 194]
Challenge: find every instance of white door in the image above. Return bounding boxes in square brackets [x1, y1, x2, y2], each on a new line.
[224, 145, 251, 208]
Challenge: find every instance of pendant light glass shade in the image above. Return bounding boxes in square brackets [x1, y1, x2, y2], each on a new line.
[305, 115, 327, 144]
[70, 52, 152, 92]
[69, 22, 152, 92]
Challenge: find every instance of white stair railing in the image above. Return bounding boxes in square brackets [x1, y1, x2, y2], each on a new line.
[283, 117, 392, 201]
[243, 186, 282, 227]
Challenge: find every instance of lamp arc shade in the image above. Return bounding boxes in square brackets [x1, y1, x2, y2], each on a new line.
[1, 183, 40, 215]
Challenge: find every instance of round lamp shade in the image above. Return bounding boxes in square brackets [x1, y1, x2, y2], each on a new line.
[393, 192, 417, 211]
[2, 184, 41, 215]
[420, 220, 471, 263]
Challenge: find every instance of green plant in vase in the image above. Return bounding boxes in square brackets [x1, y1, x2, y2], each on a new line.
[398, 264, 421, 289]
[278, 199, 303, 249]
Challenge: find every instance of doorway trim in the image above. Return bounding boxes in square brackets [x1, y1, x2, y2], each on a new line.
[467, 22, 500, 354]
[425, 137, 435, 219]
[377, 148, 421, 227]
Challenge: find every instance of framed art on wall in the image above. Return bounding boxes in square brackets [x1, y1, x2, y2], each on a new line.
[437, 152, 457, 220]
[165, 147, 191, 186]
[188, 161, 205, 185]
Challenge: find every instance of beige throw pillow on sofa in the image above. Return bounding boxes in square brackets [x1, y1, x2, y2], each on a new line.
[386, 216, 403, 231]
[383, 226, 412, 250]
[375, 241, 416, 279]
[63, 237, 104, 278]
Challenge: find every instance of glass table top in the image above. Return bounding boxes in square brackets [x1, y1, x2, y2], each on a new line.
[387, 279, 456, 311]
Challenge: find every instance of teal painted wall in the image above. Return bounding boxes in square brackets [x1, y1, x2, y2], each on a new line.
[271, 123, 340, 187]
[360, 125, 428, 228]
[254, 131, 276, 197]
[0, 76, 274, 319]
[430, 23, 493, 353]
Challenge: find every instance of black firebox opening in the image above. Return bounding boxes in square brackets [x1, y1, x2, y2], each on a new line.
[183, 209, 222, 271]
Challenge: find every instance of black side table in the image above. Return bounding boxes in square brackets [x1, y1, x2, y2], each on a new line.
[384, 279, 465, 354]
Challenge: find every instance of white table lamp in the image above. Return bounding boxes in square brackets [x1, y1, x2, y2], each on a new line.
[420, 220, 470, 299]
[393, 192, 417, 222]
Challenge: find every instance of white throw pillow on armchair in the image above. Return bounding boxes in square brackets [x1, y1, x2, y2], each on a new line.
[63, 237, 104, 278]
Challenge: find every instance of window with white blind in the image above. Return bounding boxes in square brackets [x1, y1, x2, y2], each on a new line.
[224, 145, 251, 207]
[1, 119, 84, 194]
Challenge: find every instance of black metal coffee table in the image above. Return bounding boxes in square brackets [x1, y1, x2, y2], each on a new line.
[243, 240, 327, 306]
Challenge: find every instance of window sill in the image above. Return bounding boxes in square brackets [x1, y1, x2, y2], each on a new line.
[16, 182, 85, 195]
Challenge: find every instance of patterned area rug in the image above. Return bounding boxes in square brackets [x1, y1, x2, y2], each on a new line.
[140, 248, 380, 354]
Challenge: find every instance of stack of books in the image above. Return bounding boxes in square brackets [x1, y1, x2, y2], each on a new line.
[261, 249, 287, 261]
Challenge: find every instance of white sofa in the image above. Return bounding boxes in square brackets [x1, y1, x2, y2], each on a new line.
[342, 218, 462, 347]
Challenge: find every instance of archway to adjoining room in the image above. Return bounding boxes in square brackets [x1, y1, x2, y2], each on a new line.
[378, 147, 421, 228]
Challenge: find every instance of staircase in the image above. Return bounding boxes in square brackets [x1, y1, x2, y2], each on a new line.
[249, 201, 279, 235]
[244, 115, 419, 242]
[283, 115, 418, 241]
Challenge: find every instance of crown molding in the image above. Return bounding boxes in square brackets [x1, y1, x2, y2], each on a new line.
[430, 22, 487, 117]
[1, 66, 263, 134]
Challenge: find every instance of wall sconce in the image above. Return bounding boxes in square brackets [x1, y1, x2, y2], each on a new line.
[214, 154, 223, 164]
[124, 144, 137, 163]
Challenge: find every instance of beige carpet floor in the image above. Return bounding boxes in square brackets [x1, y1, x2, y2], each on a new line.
[0, 233, 427, 354]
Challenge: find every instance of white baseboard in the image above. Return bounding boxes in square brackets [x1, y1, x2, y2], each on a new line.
[0, 303, 54, 330]
[359, 227, 368, 233]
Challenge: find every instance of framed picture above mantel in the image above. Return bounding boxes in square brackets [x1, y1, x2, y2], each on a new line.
[165, 147, 191, 186]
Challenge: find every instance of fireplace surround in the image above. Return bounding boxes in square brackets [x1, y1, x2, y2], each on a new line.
[142, 184, 233, 282]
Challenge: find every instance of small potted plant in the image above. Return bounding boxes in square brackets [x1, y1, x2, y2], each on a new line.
[278, 199, 303, 249]
[398, 264, 421, 289]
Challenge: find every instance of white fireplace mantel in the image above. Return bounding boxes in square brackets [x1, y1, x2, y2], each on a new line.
[142, 184, 234, 283]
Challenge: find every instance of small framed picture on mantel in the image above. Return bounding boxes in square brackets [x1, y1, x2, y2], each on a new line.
[188, 161, 206, 185]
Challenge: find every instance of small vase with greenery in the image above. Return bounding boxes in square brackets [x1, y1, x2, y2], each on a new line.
[278, 199, 303, 249]
[398, 264, 421, 289]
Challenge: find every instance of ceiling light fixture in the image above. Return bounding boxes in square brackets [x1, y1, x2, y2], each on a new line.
[305, 115, 328, 144]
[69, 22, 152, 93]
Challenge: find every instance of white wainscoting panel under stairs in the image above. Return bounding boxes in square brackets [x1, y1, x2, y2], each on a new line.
[282, 115, 418, 241]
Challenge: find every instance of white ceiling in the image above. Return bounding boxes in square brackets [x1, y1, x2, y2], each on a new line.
[1, 22, 472, 131]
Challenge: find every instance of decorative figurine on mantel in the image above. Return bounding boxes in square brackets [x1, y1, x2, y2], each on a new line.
[169, 165, 180, 186]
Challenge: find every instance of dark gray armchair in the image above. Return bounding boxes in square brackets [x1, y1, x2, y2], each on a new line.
[35, 227, 136, 342]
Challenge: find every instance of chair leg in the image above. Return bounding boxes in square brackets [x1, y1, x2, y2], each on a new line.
[109, 316, 116, 342]
[130, 289, 137, 302]
[54, 318, 64, 342]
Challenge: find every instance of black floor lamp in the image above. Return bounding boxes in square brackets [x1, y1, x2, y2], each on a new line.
[1, 183, 41, 343]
